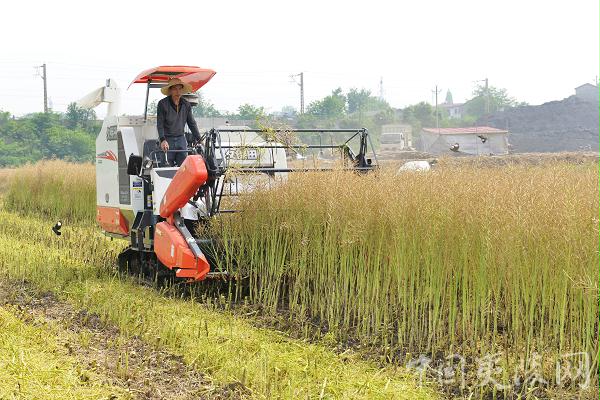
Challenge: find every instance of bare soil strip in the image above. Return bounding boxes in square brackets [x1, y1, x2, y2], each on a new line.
[0, 279, 248, 400]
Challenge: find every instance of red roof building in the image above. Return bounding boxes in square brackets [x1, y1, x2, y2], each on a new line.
[420, 126, 509, 155]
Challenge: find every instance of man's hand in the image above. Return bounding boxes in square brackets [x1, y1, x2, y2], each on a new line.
[160, 140, 169, 152]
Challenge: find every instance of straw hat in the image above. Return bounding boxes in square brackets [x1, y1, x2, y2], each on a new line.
[160, 78, 193, 96]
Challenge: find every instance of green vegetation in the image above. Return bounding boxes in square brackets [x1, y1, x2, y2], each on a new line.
[237, 103, 266, 120]
[0, 306, 127, 399]
[463, 82, 526, 119]
[0, 104, 99, 167]
[297, 88, 394, 133]
[1, 81, 527, 168]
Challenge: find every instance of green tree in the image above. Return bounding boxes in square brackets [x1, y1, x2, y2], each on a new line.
[237, 103, 265, 120]
[0, 110, 11, 127]
[372, 108, 395, 125]
[192, 93, 221, 118]
[27, 112, 61, 136]
[445, 90, 453, 104]
[18, 112, 61, 157]
[46, 126, 95, 162]
[402, 102, 435, 128]
[463, 83, 520, 118]
[347, 88, 390, 114]
[306, 88, 346, 119]
[4, 119, 39, 148]
[0, 139, 40, 167]
[0, 109, 97, 166]
[280, 105, 297, 118]
[64, 102, 97, 132]
[0, 111, 44, 166]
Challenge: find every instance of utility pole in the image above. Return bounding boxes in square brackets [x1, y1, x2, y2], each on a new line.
[291, 72, 304, 114]
[432, 85, 442, 133]
[485, 77, 490, 114]
[40, 63, 48, 113]
[379, 76, 384, 100]
[300, 72, 304, 114]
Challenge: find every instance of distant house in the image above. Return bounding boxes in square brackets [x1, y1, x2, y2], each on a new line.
[439, 102, 465, 119]
[420, 126, 509, 155]
[574, 83, 599, 103]
[379, 124, 413, 152]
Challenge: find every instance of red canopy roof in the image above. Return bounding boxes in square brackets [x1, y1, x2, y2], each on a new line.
[129, 66, 216, 92]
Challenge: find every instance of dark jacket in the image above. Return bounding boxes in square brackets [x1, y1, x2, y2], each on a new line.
[156, 96, 201, 142]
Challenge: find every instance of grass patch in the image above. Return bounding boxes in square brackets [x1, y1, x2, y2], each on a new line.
[4, 160, 95, 223]
[0, 167, 16, 195]
[0, 306, 128, 400]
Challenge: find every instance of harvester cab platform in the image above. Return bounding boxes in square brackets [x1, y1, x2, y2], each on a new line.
[80, 65, 378, 282]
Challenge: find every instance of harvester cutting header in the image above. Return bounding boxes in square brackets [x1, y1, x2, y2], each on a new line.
[79, 65, 378, 282]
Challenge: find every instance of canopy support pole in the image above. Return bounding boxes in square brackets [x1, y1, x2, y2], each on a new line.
[143, 80, 151, 122]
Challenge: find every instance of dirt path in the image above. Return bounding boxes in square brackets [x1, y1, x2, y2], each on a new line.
[0, 279, 248, 400]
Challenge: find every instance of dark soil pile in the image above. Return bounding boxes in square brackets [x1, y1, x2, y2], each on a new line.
[478, 96, 599, 153]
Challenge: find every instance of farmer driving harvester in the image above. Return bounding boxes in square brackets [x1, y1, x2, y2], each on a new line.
[156, 78, 202, 166]
[77, 65, 378, 282]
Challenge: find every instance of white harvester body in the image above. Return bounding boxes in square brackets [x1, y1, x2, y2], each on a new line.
[81, 80, 288, 237]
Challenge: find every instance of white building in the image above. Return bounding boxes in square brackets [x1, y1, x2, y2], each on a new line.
[420, 126, 509, 155]
[439, 102, 465, 119]
[574, 83, 599, 103]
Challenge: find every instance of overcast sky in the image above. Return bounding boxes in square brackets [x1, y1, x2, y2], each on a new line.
[0, 0, 598, 117]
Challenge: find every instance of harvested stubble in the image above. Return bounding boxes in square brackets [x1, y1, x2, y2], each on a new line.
[0, 306, 128, 399]
[215, 163, 599, 391]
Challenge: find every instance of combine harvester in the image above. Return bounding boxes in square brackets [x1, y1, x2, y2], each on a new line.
[80, 66, 377, 282]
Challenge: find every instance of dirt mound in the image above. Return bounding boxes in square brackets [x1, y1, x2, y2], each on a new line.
[377, 149, 434, 160]
[436, 151, 599, 167]
[478, 96, 599, 153]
